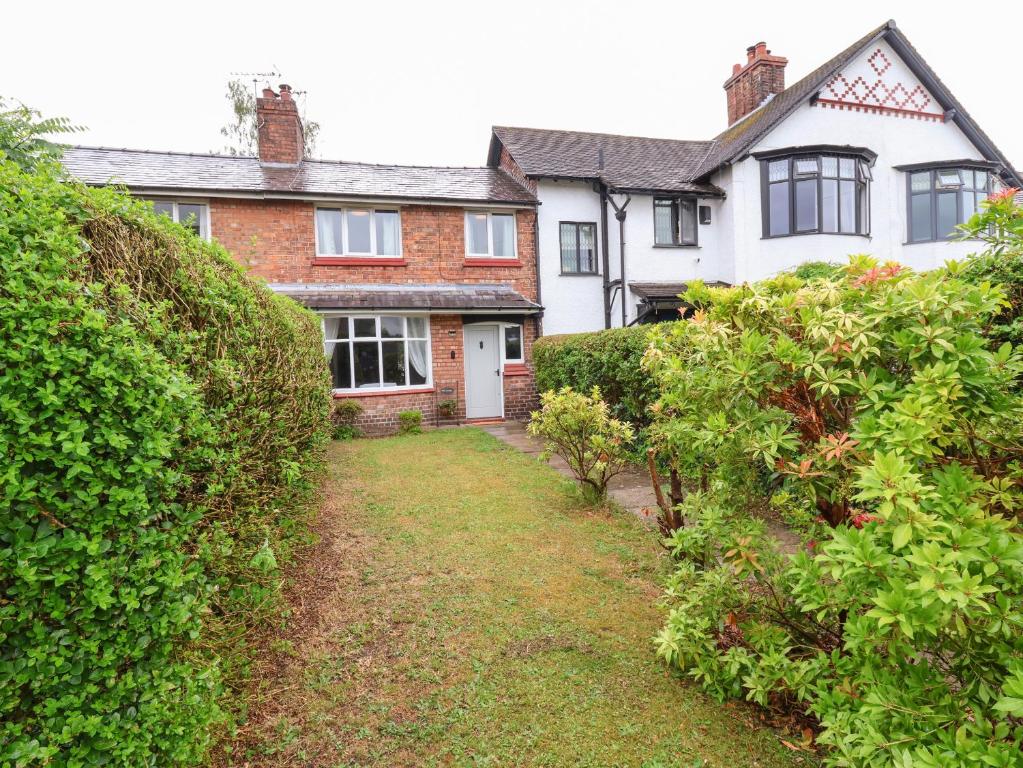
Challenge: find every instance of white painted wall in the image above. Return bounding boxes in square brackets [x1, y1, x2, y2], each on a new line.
[534, 41, 996, 335]
[537, 179, 726, 334]
[720, 40, 989, 283]
[536, 180, 605, 335]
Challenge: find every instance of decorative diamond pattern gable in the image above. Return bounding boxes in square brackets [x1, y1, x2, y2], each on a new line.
[818, 41, 943, 121]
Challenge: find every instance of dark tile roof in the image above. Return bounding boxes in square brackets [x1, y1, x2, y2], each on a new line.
[490, 22, 1020, 190]
[62, 147, 537, 205]
[693, 22, 891, 178]
[269, 282, 541, 312]
[630, 281, 729, 299]
[694, 21, 1021, 185]
[489, 126, 723, 196]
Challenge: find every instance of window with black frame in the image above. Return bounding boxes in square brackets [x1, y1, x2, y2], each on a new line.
[654, 197, 697, 246]
[907, 168, 991, 243]
[762, 154, 872, 237]
[559, 222, 597, 273]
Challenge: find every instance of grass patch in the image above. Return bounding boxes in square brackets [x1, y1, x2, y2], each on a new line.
[218, 429, 801, 767]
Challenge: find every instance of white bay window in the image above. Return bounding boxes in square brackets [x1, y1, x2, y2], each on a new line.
[323, 315, 430, 391]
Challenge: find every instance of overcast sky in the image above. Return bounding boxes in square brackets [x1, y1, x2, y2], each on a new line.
[5, 0, 1021, 169]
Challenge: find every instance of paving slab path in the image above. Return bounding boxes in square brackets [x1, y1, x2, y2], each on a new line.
[480, 421, 660, 523]
[482, 421, 803, 553]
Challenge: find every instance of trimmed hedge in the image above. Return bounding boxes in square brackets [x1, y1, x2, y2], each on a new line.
[0, 159, 330, 765]
[533, 326, 659, 433]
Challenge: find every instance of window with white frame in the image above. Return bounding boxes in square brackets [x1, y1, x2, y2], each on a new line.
[149, 200, 209, 240]
[315, 208, 402, 257]
[465, 211, 517, 258]
[503, 325, 523, 362]
[322, 315, 430, 391]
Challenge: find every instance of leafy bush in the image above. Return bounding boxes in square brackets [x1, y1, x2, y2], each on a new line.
[398, 410, 423, 435]
[527, 387, 634, 501]
[0, 95, 81, 171]
[958, 187, 1023, 347]
[792, 260, 842, 281]
[1, 158, 330, 765]
[533, 326, 659, 444]
[645, 250, 1023, 766]
[331, 398, 363, 440]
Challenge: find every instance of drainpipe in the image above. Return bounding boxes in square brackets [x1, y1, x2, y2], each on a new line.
[532, 201, 543, 336]
[598, 182, 612, 329]
[606, 191, 631, 327]
[536, 202, 544, 335]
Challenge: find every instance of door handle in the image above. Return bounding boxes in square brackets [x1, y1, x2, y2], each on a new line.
[495, 369, 501, 376]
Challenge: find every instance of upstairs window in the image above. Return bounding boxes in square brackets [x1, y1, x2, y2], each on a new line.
[762, 153, 871, 237]
[149, 200, 209, 240]
[465, 211, 517, 258]
[654, 197, 697, 246]
[316, 208, 402, 257]
[908, 168, 991, 243]
[559, 221, 598, 273]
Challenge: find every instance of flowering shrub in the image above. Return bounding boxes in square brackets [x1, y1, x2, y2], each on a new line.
[646, 231, 1023, 764]
[528, 387, 634, 500]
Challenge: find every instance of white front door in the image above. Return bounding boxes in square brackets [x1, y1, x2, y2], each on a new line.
[464, 325, 502, 419]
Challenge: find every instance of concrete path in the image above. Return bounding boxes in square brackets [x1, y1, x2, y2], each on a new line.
[481, 421, 802, 553]
[480, 421, 660, 525]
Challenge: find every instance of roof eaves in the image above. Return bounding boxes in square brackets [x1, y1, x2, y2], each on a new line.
[884, 27, 1022, 186]
[486, 131, 503, 168]
[694, 20, 893, 179]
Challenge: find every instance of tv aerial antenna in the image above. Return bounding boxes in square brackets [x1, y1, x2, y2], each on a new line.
[229, 70, 281, 99]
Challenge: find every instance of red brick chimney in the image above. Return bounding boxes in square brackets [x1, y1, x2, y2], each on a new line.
[723, 42, 788, 125]
[256, 84, 304, 165]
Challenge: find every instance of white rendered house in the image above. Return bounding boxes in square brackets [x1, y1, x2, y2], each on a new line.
[488, 20, 1021, 335]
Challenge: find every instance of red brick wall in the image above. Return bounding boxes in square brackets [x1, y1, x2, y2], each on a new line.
[207, 200, 539, 432]
[502, 317, 540, 420]
[256, 86, 304, 165]
[209, 200, 537, 303]
[724, 43, 787, 125]
[339, 314, 539, 434]
[497, 146, 536, 194]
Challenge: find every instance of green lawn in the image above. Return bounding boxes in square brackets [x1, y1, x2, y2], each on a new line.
[223, 428, 800, 767]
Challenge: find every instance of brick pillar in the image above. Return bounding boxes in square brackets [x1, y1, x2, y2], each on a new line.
[256, 84, 304, 166]
[723, 42, 788, 125]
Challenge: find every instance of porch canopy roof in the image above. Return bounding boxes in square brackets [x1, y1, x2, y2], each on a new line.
[629, 281, 730, 303]
[270, 282, 541, 314]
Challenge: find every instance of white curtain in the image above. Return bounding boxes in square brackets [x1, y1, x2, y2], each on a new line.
[376, 211, 400, 256]
[492, 214, 514, 257]
[322, 317, 344, 358]
[407, 339, 428, 383]
[316, 210, 341, 254]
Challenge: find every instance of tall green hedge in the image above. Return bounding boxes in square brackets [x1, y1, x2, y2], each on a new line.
[0, 159, 331, 766]
[533, 326, 660, 433]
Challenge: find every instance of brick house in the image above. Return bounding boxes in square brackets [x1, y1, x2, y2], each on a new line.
[64, 86, 540, 433]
